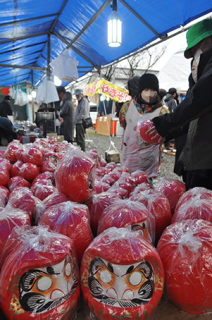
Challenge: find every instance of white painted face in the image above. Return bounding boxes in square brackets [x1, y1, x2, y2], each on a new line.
[88, 257, 154, 308]
[19, 255, 78, 314]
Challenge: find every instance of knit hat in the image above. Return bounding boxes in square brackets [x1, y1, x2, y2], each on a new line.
[75, 88, 83, 96]
[128, 75, 140, 98]
[138, 73, 159, 94]
[184, 19, 212, 59]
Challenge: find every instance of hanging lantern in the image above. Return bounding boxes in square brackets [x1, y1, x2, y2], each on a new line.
[107, 0, 122, 47]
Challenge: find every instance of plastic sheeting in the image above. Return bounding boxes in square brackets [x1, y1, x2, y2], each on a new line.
[0, 0, 211, 87]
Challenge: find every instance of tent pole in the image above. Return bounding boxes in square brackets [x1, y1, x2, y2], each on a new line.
[31, 71, 35, 123]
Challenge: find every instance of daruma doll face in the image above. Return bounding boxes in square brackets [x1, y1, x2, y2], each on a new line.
[19, 254, 78, 314]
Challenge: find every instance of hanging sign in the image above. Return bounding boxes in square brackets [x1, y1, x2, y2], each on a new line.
[85, 79, 130, 103]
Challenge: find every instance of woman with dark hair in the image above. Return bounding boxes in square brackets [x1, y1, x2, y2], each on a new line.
[60, 92, 74, 143]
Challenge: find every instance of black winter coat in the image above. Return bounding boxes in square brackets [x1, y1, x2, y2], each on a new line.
[152, 47, 212, 171]
[60, 92, 74, 142]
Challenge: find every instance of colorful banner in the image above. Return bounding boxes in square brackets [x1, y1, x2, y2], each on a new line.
[0, 88, 9, 95]
[85, 79, 131, 103]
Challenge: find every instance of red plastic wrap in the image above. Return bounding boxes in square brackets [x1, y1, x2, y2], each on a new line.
[107, 185, 128, 199]
[38, 201, 93, 263]
[8, 187, 36, 219]
[107, 168, 122, 182]
[0, 167, 9, 186]
[0, 205, 30, 259]
[113, 172, 136, 197]
[32, 172, 54, 185]
[97, 199, 154, 243]
[157, 219, 212, 314]
[137, 119, 161, 144]
[8, 176, 31, 192]
[81, 227, 164, 320]
[174, 186, 212, 212]
[130, 182, 153, 196]
[55, 149, 95, 203]
[130, 189, 172, 243]
[131, 169, 148, 185]
[172, 190, 212, 224]
[20, 162, 40, 181]
[87, 191, 121, 235]
[31, 183, 57, 201]
[34, 191, 67, 224]
[40, 160, 57, 173]
[101, 173, 116, 186]
[0, 186, 9, 209]
[0, 158, 11, 172]
[155, 177, 186, 214]
[3, 140, 21, 162]
[10, 160, 24, 177]
[22, 146, 43, 166]
[0, 226, 80, 319]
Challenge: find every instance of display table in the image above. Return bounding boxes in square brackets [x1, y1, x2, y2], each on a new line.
[17, 136, 37, 144]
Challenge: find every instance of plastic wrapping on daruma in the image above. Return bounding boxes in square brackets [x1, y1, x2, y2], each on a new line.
[31, 183, 57, 201]
[155, 177, 186, 214]
[8, 187, 37, 219]
[0, 205, 30, 260]
[129, 182, 153, 196]
[20, 162, 40, 181]
[0, 186, 9, 209]
[137, 119, 161, 144]
[174, 187, 212, 212]
[0, 226, 80, 319]
[172, 188, 212, 224]
[131, 169, 148, 185]
[55, 149, 95, 203]
[38, 201, 93, 263]
[81, 227, 164, 320]
[157, 219, 212, 314]
[0, 157, 11, 172]
[97, 199, 155, 243]
[107, 185, 128, 199]
[3, 140, 22, 162]
[10, 160, 24, 177]
[0, 167, 9, 186]
[113, 172, 136, 197]
[22, 146, 43, 166]
[86, 191, 121, 236]
[130, 189, 172, 243]
[34, 191, 67, 224]
[8, 176, 31, 192]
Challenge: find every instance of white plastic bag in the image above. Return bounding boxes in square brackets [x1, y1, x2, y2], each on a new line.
[50, 49, 79, 82]
[36, 78, 59, 104]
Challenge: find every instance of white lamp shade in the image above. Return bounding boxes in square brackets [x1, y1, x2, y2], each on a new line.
[108, 10, 122, 47]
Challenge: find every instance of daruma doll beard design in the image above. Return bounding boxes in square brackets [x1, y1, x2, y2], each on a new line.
[88, 257, 154, 308]
[19, 255, 78, 314]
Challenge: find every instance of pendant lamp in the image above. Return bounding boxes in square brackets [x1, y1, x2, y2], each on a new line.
[107, 0, 122, 47]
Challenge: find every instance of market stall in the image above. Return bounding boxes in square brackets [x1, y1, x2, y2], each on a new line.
[85, 79, 130, 136]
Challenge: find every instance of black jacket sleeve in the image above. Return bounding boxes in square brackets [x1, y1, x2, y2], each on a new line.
[152, 57, 212, 137]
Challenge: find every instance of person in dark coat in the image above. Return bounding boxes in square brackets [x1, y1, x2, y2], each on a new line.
[0, 117, 17, 145]
[147, 18, 212, 190]
[54, 86, 66, 135]
[60, 92, 74, 143]
[164, 88, 178, 113]
[0, 96, 12, 118]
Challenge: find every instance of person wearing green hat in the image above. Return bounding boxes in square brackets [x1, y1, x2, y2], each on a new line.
[146, 18, 212, 190]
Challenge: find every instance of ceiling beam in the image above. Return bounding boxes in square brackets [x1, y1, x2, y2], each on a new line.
[0, 63, 46, 71]
[53, 31, 97, 69]
[119, 0, 166, 39]
[33, 0, 69, 68]
[0, 14, 57, 28]
[65, 0, 111, 49]
[0, 31, 48, 45]
[0, 41, 46, 55]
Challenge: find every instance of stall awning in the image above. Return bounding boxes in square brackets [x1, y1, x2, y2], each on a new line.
[85, 79, 130, 102]
[0, 0, 211, 87]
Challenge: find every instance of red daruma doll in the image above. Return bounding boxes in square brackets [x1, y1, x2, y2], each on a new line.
[81, 227, 164, 320]
[0, 226, 80, 320]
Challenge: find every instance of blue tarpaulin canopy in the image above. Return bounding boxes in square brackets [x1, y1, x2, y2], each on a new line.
[0, 0, 211, 87]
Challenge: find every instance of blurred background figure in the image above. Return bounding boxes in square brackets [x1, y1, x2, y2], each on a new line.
[0, 96, 12, 118]
[60, 92, 74, 143]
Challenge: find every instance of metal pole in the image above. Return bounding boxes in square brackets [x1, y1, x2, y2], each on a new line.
[31, 71, 35, 123]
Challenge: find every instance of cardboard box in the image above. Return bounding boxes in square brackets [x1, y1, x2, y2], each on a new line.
[46, 133, 64, 143]
[96, 116, 111, 136]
